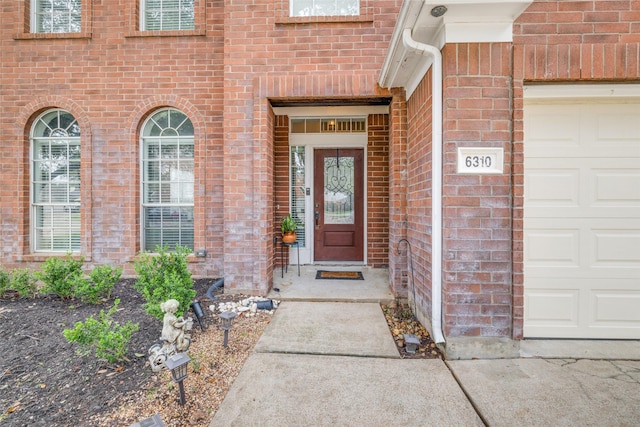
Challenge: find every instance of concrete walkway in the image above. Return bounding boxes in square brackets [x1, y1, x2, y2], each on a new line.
[210, 267, 640, 426]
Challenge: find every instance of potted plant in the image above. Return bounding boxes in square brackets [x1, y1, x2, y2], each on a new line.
[281, 214, 298, 244]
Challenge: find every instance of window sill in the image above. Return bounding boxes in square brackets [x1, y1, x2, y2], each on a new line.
[13, 32, 92, 41]
[125, 29, 206, 38]
[22, 253, 90, 262]
[276, 14, 373, 25]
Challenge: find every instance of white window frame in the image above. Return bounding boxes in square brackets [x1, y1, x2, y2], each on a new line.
[289, 0, 360, 17]
[30, 109, 81, 253]
[140, 108, 195, 251]
[31, 0, 82, 33]
[140, 0, 195, 31]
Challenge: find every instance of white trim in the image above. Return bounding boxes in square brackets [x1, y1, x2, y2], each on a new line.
[379, 0, 532, 95]
[524, 84, 640, 100]
[290, 133, 367, 147]
[401, 28, 445, 345]
[273, 105, 388, 117]
[288, 126, 368, 265]
[444, 22, 514, 43]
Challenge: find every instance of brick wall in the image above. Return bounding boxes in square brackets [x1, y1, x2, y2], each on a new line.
[226, 0, 399, 292]
[0, 0, 225, 277]
[367, 114, 390, 268]
[511, 0, 640, 338]
[0, 1, 400, 292]
[406, 70, 435, 323]
[441, 43, 514, 339]
[387, 89, 409, 297]
[273, 115, 290, 269]
[406, 43, 514, 340]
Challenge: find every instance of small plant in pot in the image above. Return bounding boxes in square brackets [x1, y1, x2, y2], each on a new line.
[281, 214, 298, 244]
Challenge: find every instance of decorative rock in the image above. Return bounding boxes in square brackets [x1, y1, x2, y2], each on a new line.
[209, 297, 279, 316]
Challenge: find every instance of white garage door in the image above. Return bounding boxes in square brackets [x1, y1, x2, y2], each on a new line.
[523, 86, 640, 339]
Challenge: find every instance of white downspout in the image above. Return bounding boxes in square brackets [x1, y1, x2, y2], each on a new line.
[402, 28, 445, 344]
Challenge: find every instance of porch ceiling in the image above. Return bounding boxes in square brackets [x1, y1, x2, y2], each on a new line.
[379, 0, 533, 97]
[269, 97, 392, 108]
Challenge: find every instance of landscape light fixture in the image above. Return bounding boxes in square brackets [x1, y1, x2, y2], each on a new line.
[219, 311, 237, 348]
[404, 334, 421, 354]
[191, 299, 206, 330]
[430, 5, 447, 17]
[164, 352, 191, 406]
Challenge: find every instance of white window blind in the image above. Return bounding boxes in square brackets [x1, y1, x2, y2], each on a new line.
[142, 0, 195, 30]
[290, 146, 306, 247]
[33, 0, 82, 33]
[31, 110, 81, 252]
[141, 109, 194, 251]
[290, 0, 359, 17]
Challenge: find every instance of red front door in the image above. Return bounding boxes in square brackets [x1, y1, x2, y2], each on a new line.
[313, 148, 364, 262]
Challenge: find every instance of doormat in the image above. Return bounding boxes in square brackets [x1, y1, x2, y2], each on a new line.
[315, 270, 364, 280]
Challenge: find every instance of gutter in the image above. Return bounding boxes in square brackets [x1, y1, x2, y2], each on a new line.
[401, 28, 445, 345]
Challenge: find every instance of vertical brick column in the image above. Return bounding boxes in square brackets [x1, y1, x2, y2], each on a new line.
[387, 89, 408, 297]
[441, 43, 514, 339]
[406, 70, 435, 326]
[367, 114, 390, 268]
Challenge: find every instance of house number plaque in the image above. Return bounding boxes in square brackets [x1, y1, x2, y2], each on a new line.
[456, 147, 504, 174]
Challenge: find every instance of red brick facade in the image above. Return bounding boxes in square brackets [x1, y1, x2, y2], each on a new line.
[0, 1, 399, 294]
[2, 1, 638, 355]
[401, 0, 640, 350]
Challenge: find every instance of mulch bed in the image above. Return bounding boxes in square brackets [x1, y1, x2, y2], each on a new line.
[0, 278, 224, 426]
[1, 279, 442, 426]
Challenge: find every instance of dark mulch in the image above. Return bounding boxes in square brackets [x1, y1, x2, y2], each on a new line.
[0, 278, 221, 427]
[0, 279, 441, 426]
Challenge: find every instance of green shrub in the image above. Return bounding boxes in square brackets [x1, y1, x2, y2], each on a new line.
[36, 254, 84, 298]
[63, 299, 139, 364]
[133, 244, 195, 321]
[0, 267, 9, 295]
[10, 268, 38, 298]
[73, 265, 122, 304]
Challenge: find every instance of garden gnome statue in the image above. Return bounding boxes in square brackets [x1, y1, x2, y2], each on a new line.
[160, 299, 192, 352]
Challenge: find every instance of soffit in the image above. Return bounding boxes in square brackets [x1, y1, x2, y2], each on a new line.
[379, 0, 533, 97]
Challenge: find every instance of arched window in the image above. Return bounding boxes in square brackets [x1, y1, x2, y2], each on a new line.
[31, 109, 81, 252]
[141, 108, 194, 251]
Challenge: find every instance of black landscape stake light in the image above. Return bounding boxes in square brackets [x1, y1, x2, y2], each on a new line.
[219, 311, 237, 348]
[164, 352, 191, 406]
[191, 299, 206, 330]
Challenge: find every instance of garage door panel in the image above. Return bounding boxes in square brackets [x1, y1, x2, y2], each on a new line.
[525, 160, 640, 217]
[590, 104, 640, 148]
[592, 229, 640, 268]
[525, 227, 580, 268]
[524, 287, 579, 326]
[524, 95, 640, 339]
[526, 220, 640, 276]
[591, 168, 640, 207]
[527, 104, 640, 158]
[525, 107, 580, 151]
[591, 290, 640, 325]
[525, 167, 580, 207]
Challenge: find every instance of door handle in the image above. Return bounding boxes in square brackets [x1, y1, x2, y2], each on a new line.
[315, 211, 320, 227]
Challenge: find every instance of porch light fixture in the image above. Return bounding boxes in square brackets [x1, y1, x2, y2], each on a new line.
[191, 299, 206, 331]
[164, 352, 191, 406]
[219, 311, 237, 348]
[430, 5, 447, 17]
